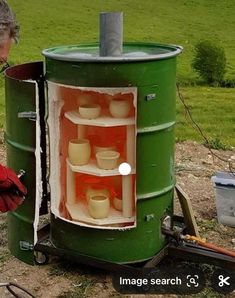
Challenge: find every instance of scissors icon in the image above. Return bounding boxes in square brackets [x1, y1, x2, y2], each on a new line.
[218, 275, 230, 287]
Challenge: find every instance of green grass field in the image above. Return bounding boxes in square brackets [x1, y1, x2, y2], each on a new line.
[0, 0, 235, 146]
[176, 86, 235, 147]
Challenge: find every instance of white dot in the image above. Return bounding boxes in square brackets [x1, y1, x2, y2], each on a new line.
[118, 162, 131, 175]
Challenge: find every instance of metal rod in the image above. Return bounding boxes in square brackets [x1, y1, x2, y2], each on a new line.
[168, 243, 235, 270]
[99, 12, 123, 57]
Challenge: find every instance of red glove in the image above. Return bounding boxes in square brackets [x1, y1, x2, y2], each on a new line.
[0, 165, 27, 213]
[0, 192, 24, 212]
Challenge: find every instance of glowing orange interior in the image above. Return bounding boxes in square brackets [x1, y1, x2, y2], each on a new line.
[58, 87, 136, 225]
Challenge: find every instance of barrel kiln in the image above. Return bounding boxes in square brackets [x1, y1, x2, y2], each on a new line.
[4, 13, 183, 265]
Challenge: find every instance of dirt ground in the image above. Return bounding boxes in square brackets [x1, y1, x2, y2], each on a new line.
[0, 130, 235, 297]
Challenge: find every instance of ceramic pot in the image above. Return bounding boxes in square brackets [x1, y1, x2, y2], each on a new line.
[113, 197, 122, 211]
[86, 187, 110, 202]
[68, 139, 91, 165]
[109, 98, 130, 118]
[88, 195, 110, 219]
[77, 94, 97, 106]
[79, 103, 101, 119]
[96, 150, 120, 170]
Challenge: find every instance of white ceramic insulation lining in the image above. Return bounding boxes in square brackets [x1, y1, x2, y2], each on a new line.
[34, 82, 43, 245]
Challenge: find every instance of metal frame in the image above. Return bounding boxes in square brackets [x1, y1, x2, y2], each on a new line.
[35, 223, 235, 272]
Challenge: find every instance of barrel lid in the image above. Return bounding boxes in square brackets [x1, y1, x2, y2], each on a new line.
[211, 171, 235, 187]
[42, 42, 182, 62]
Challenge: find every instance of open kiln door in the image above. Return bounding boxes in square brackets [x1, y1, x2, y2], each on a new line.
[4, 62, 47, 264]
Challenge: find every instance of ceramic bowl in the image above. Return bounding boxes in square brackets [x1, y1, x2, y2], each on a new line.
[93, 145, 116, 155]
[96, 150, 120, 170]
[109, 98, 130, 118]
[79, 104, 101, 119]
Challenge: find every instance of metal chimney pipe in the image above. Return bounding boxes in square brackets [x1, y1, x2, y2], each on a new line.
[99, 12, 123, 57]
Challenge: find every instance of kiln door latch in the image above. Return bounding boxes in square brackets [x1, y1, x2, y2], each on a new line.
[18, 111, 37, 121]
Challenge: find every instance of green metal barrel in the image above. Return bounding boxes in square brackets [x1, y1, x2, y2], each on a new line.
[43, 43, 182, 263]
